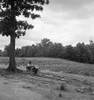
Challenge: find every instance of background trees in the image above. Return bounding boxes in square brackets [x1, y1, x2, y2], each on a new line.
[0, 50, 3, 56]
[3, 38, 94, 64]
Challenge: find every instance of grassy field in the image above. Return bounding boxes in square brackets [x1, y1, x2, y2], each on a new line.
[1, 57, 94, 100]
[0, 57, 94, 76]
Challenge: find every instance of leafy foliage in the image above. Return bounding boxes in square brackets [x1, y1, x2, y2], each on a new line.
[0, 0, 49, 37]
[2, 38, 94, 64]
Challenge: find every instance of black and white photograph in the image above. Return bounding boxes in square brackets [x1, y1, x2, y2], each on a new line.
[0, 0, 94, 100]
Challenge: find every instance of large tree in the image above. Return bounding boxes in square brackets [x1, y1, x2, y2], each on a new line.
[0, 0, 49, 72]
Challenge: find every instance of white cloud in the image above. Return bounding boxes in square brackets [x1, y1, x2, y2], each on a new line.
[1, 0, 94, 50]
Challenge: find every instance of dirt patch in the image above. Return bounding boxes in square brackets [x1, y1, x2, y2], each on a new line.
[0, 67, 94, 100]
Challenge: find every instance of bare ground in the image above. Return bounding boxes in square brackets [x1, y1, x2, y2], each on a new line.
[0, 67, 94, 100]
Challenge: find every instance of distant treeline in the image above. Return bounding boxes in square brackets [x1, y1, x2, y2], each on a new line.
[1, 38, 94, 64]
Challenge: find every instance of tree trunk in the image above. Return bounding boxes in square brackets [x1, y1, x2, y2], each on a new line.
[7, 32, 16, 72]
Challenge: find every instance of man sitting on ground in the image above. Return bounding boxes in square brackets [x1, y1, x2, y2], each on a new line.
[26, 61, 34, 71]
[26, 61, 39, 74]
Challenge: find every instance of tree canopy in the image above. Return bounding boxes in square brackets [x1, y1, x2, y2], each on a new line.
[0, 0, 49, 37]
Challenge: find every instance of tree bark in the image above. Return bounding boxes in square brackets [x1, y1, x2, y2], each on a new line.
[6, 1, 17, 72]
[7, 32, 16, 72]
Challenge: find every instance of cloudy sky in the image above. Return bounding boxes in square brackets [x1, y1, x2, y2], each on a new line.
[0, 0, 94, 50]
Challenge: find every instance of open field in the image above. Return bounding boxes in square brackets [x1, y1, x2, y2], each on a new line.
[0, 57, 94, 100]
[0, 57, 94, 76]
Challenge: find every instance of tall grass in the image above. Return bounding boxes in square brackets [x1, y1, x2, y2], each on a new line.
[0, 57, 94, 76]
